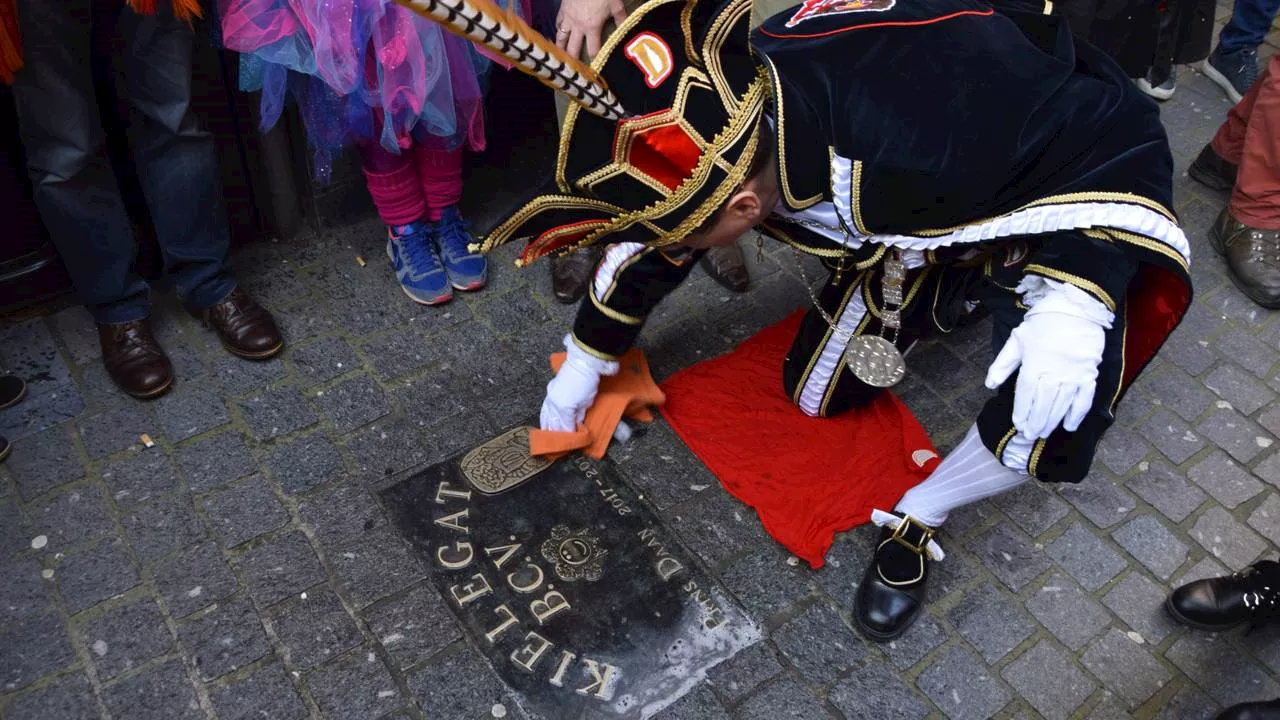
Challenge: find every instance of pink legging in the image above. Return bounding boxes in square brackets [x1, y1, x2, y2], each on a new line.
[359, 142, 463, 225]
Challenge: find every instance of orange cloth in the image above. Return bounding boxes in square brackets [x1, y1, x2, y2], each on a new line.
[529, 348, 665, 461]
[659, 312, 939, 569]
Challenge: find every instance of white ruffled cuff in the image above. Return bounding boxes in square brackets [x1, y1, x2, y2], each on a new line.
[1016, 276, 1115, 329]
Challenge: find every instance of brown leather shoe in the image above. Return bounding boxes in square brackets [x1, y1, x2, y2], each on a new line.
[1211, 208, 1280, 309]
[98, 319, 174, 399]
[700, 241, 749, 292]
[1189, 144, 1238, 192]
[551, 247, 601, 304]
[201, 288, 284, 360]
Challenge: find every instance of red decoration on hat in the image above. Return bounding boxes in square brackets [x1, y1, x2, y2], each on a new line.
[626, 122, 702, 191]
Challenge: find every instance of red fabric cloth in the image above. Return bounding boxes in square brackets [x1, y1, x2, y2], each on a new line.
[659, 312, 939, 569]
[1212, 54, 1280, 230]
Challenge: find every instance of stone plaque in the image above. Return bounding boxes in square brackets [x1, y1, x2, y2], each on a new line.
[380, 428, 759, 719]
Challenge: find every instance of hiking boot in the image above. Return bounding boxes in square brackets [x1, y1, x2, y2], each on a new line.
[1189, 144, 1238, 192]
[433, 206, 487, 292]
[551, 247, 601, 304]
[700, 242, 750, 292]
[1166, 559, 1279, 631]
[387, 221, 453, 305]
[1216, 699, 1280, 720]
[1202, 45, 1260, 103]
[1136, 65, 1177, 101]
[1210, 209, 1280, 309]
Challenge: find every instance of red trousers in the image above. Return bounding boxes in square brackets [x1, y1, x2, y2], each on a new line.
[1211, 54, 1280, 230]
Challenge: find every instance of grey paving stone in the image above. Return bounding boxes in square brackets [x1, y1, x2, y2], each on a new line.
[308, 645, 405, 720]
[1055, 477, 1135, 529]
[1111, 515, 1188, 580]
[274, 303, 336, 345]
[1175, 556, 1229, 586]
[2, 672, 99, 720]
[1102, 572, 1178, 645]
[1187, 450, 1266, 508]
[234, 531, 325, 607]
[50, 306, 100, 364]
[391, 373, 469, 427]
[1025, 572, 1111, 651]
[814, 526, 878, 609]
[79, 404, 158, 459]
[361, 327, 433, 381]
[178, 597, 272, 681]
[153, 384, 231, 442]
[1254, 449, 1280, 488]
[101, 449, 182, 508]
[0, 611, 76, 692]
[916, 646, 1011, 720]
[1190, 506, 1269, 570]
[406, 643, 520, 719]
[102, 658, 202, 720]
[670, 488, 771, 568]
[1198, 409, 1271, 464]
[652, 683, 729, 720]
[1248, 492, 1280, 541]
[735, 674, 834, 720]
[271, 588, 363, 670]
[201, 476, 289, 548]
[706, 641, 781, 703]
[80, 599, 172, 680]
[122, 493, 206, 564]
[0, 556, 52, 626]
[176, 432, 258, 493]
[1125, 459, 1208, 522]
[612, 422, 718, 510]
[1001, 640, 1096, 720]
[1097, 426, 1152, 475]
[1159, 333, 1217, 378]
[1204, 363, 1275, 415]
[298, 482, 387, 551]
[28, 484, 113, 550]
[364, 584, 460, 669]
[967, 522, 1051, 592]
[1046, 522, 1128, 591]
[1155, 684, 1221, 720]
[720, 549, 817, 621]
[0, 496, 31, 556]
[991, 482, 1071, 537]
[829, 658, 929, 720]
[56, 538, 140, 614]
[212, 662, 307, 720]
[312, 375, 390, 435]
[882, 613, 949, 670]
[346, 419, 432, 482]
[772, 601, 864, 685]
[1217, 327, 1276, 378]
[210, 354, 289, 396]
[1140, 408, 1207, 464]
[1116, 386, 1157, 428]
[1080, 628, 1172, 707]
[330, 526, 426, 609]
[1166, 632, 1280, 707]
[948, 583, 1035, 664]
[415, 409, 501, 468]
[1144, 367, 1216, 422]
[1241, 620, 1280, 674]
[265, 430, 345, 494]
[291, 336, 361, 387]
[7, 426, 86, 500]
[152, 541, 241, 618]
[238, 386, 319, 441]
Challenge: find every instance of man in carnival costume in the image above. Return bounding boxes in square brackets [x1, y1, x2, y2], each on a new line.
[399, 0, 1192, 639]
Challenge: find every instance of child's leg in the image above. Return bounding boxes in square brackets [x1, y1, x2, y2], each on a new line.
[359, 142, 426, 226]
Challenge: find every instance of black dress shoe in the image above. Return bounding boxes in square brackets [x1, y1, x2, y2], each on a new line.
[853, 513, 936, 641]
[1166, 559, 1280, 631]
[1217, 698, 1280, 720]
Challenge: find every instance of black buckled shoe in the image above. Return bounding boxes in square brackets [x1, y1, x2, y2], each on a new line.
[1165, 559, 1280, 632]
[853, 513, 936, 641]
[1216, 699, 1280, 720]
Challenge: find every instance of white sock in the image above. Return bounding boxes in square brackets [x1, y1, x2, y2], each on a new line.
[893, 424, 1030, 527]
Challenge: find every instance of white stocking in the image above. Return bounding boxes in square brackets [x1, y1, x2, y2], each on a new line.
[893, 424, 1030, 527]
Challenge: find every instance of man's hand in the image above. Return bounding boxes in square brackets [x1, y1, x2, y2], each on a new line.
[539, 336, 621, 432]
[984, 288, 1110, 439]
[555, 0, 628, 60]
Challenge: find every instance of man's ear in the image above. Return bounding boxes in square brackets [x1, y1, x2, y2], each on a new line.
[726, 189, 763, 223]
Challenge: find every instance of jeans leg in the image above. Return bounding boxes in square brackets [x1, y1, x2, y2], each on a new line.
[11, 0, 150, 324]
[1217, 0, 1280, 53]
[120, 6, 237, 311]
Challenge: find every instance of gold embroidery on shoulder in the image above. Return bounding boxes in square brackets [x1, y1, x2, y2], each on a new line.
[762, 55, 822, 210]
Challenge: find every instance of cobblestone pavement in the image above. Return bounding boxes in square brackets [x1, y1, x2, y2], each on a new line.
[2, 20, 1280, 720]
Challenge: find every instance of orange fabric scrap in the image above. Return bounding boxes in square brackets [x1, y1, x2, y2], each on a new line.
[529, 348, 665, 461]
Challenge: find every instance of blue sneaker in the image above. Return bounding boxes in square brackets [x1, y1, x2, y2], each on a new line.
[386, 222, 453, 305]
[432, 206, 488, 291]
[1202, 45, 1260, 104]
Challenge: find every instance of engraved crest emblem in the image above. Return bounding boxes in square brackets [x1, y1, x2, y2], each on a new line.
[460, 426, 553, 495]
[540, 525, 608, 583]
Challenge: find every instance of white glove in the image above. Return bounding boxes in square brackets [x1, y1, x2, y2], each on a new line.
[984, 281, 1112, 439]
[539, 335, 620, 432]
